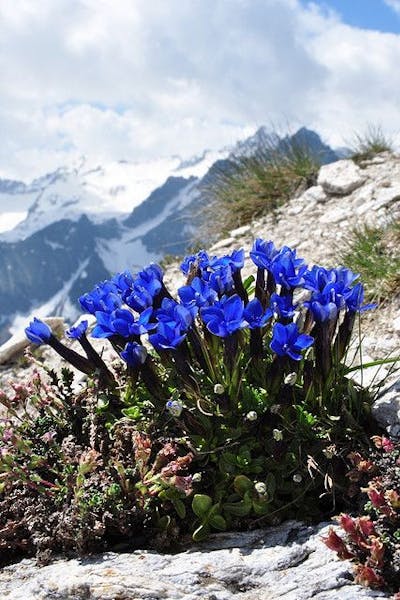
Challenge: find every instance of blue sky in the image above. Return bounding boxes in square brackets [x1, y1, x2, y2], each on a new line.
[308, 0, 400, 33]
[1, 0, 400, 180]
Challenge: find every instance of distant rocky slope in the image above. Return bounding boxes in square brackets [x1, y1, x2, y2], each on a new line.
[0, 154, 399, 600]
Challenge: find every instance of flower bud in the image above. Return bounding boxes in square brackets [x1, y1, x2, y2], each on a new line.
[214, 383, 225, 395]
[293, 473, 302, 483]
[272, 429, 283, 441]
[254, 481, 267, 495]
[166, 399, 183, 417]
[246, 411, 258, 421]
[192, 472, 202, 483]
[284, 372, 297, 385]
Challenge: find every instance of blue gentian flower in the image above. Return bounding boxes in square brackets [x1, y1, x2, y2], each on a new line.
[344, 282, 376, 313]
[25, 318, 52, 345]
[134, 264, 163, 297]
[79, 281, 121, 314]
[208, 265, 235, 295]
[125, 286, 154, 313]
[270, 322, 314, 361]
[112, 270, 135, 301]
[149, 322, 187, 350]
[120, 342, 147, 367]
[180, 250, 210, 275]
[178, 277, 217, 317]
[305, 296, 338, 323]
[243, 298, 272, 329]
[250, 239, 278, 270]
[303, 266, 336, 293]
[209, 248, 245, 272]
[91, 311, 116, 338]
[155, 298, 193, 332]
[66, 320, 88, 340]
[270, 293, 297, 319]
[270, 248, 307, 289]
[201, 294, 247, 337]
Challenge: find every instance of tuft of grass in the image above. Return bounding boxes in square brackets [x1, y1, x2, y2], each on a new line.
[202, 130, 321, 238]
[339, 219, 400, 303]
[350, 125, 393, 165]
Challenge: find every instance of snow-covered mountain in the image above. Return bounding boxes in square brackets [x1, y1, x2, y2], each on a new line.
[0, 128, 339, 344]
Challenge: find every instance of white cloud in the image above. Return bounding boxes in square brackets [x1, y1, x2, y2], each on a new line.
[384, 0, 400, 14]
[0, 0, 400, 180]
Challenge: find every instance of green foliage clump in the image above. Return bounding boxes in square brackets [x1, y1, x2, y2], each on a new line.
[339, 220, 400, 303]
[324, 435, 400, 595]
[350, 125, 393, 165]
[203, 130, 320, 236]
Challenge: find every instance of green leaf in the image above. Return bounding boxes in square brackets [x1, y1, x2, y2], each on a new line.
[121, 406, 142, 420]
[266, 472, 276, 498]
[192, 494, 212, 517]
[252, 499, 270, 516]
[192, 523, 210, 542]
[223, 494, 252, 517]
[173, 498, 186, 519]
[209, 514, 227, 530]
[233, 475, 253, 495]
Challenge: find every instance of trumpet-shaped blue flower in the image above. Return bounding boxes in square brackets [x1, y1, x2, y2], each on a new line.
[112, 270, 136, 301]
[149, 322, 187, 350]
[92, 307, 156, 338]
[270, 322, 314, 361]
[270, 293, 297, 319]
[156, 298, 193, 332]
[344, 282, 376, 313]
[180, 250, 210, 276]
[66, 320, 88, 340]
[243, 298, 272, 329]
[25, 318, 52, 345]
[250, 239, 278, 270]
[270, 248, 307, 289]
[208, 265, 235, 295]
[209, 248, 245, 272]
[134, 264, 163, 296]
[125, 286, 154, 313]
[120, 342, 147, 367]
[201, 294, 247, 337]
[178, 277, 217, 317]
[79, 281, 121, 314]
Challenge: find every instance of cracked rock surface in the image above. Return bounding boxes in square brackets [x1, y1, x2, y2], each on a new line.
[0, 522, 388, 599]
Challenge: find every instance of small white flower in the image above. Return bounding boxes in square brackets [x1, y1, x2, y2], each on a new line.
[293, 473, 302, 483]
[270, 404, 280, 414]
[254, 481, 267, 495]
[166, 399, 183, 417]
[284, 372, 297, 386]
[214, 383, 225, 395]
[246, 411, 258, 421]
[192, 472, 202, 483]
[272, 429, 283, 441]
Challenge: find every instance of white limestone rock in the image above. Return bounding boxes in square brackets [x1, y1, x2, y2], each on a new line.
[372, 379, 400, 438]
[0, 522, 387, 600]
[318, 160, 367, 195]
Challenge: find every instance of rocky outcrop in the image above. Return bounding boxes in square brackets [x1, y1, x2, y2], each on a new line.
[0, 522, 387, 599]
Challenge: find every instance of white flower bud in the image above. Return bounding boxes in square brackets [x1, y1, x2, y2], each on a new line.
[254, 481, 267, 495]
[293, 473, 302, 483]
[272, 428, 283, 441]
[270, 404, 280, 414]
[165, 399, 183, 417]
[284, 372, 297, 385]
[214, 383, 225, 395]
[246, 411, 258, 421]
[192, 472, 202, 483]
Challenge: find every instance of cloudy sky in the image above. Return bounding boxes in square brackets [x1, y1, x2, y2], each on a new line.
[1, 0, 400, 181]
